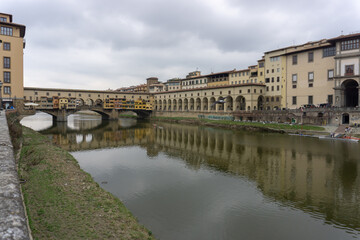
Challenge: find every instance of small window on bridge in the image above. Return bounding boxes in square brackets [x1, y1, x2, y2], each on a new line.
[58, 93, 60, 96]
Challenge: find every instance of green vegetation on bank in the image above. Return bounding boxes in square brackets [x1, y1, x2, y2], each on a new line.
[151, 116, 325, 132]
[199, 119, 325, 131]
[7, 113, 154, 240]
[151, 116, 197, 121]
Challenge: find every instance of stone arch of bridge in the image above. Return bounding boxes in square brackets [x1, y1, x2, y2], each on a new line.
[203, 97, 208, 111]
[226, 95, 233, 111]
[173, 99, 177, 111]
[190, 98, 195, 111]
[235, 96, 246, 110]
[196, 98, 201, 111]
[178, 99, 183, 111]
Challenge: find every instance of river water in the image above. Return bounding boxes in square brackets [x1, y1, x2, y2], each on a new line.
[21, 112, 360, 240]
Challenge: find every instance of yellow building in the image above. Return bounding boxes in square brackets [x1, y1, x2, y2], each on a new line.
[0, 13, 26, 109]
[263, 49, 287, 110]
[229, 69, 250, 85]
[285, 40, 335, 109]
[207, 70, 234, 87]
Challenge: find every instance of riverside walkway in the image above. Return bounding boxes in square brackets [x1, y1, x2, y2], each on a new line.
[0, 111, 30, 240]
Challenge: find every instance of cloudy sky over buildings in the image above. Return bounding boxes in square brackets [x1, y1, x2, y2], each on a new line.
[3, 0, 360, 90]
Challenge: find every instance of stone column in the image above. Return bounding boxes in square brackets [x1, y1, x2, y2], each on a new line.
[358, 87, 360, 107]
[334, 87, 341, 107]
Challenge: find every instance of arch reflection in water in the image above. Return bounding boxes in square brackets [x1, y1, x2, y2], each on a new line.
[32, 116, 360, 239]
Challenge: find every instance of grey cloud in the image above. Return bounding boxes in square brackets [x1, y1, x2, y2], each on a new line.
[3, 0, 360, 89]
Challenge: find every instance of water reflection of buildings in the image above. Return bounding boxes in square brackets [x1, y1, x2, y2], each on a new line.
[46, 121, 360, 232]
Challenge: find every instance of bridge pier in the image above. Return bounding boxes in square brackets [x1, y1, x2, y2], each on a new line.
[109, 109, 119, 120]
[53, 109, 69, 122]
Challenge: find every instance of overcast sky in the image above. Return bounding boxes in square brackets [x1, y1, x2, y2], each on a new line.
[3, 0, 360, 90]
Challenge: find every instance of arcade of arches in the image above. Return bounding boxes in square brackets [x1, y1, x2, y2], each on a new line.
[335, 79, 360, 108]
[153, 84, 266, 113]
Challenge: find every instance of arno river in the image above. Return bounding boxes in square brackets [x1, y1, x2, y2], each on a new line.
[21, 113, 360, 240]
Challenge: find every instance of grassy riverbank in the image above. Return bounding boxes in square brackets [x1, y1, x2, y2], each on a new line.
[8, 113, 154, 239]
[151, 116, 325, 133]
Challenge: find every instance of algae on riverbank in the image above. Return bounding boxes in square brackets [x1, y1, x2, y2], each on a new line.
[18, 126, 154, 240]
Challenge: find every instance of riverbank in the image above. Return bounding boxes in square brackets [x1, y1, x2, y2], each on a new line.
[150, 116, 328, 134]
[8, 113, 154, 240]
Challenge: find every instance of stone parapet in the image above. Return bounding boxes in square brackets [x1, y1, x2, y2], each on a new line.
[0, 110, 31, 240]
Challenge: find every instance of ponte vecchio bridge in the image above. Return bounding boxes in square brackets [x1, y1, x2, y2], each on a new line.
[24, 83, 268, 122]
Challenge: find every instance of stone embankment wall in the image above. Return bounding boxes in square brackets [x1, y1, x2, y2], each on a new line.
[153, 108, 360, 126]
[0, 111, 31, 240]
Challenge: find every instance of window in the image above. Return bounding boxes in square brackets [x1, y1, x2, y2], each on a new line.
[323, 47, 336, 57]
[328, 69, 334, 80]
[260, 72, 263, 76]
[248, 89, 250, 93]
[265, 78, 270, 83]
[0, 17, 7, 22]
[266, 70, 269, 74]
[308, 72, 314, 81]
[270, 56, 280, 62]
[277, 85, 280, 91]
[341, 39, 360, 51]
[228, 91, 231, 94]
[271, 77, 274, 82]
[292, 85, 297, 89]
[266, 86, 269, 91]
[345, 65, 354, 76]
[308, 96, 313, 104]
[0, 26, 13, 36]
[277, 77, 280, 82]
[272, 69, 274, 73]
[271, 86, 274, 91]
[276, 97, 279, 102]
[4, 86, 11, 94]
[3, 72, 10, 83]
[292, 74, 297, 83]
[3, 42, 10, 51]
[292, 55, 298, 65]
[259, 62, 264, 67]
[35, 92, 38, 95]
[3, 57, 10, 68]
[328, 95, 333, 104]
[292, 96, 297, 105]
[69, 93, 71, 97]
[277, 68, 280, 72]
[309, 83, 313, 88]
[308, 52, 314, 62]
[46, 92, 49, 96]
[254, 89, 256, 93]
